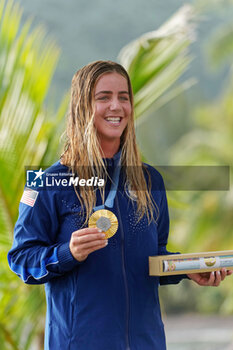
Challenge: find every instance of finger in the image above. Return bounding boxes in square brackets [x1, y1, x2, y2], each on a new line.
[226, 269, 233, 276]
[70, 239, 108, 261]
[220, 268, 227, 281]
[73, 227, 102, 236]
[207, 271, 216, 286]
[82, 241, 108, 255]
[80, 238, 108, 250]
[213, 271, 221, 286]
[73, 232, 106, 245]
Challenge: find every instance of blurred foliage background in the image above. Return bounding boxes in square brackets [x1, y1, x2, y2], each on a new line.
[0, 0, 233, 348]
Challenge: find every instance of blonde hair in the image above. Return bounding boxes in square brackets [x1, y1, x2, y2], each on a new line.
[61, 60, 157, 224]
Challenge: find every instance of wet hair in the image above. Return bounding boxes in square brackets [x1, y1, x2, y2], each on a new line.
[61, 60, 157, 224]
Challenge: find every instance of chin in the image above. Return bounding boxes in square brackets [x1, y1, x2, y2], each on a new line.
[101, 131, 123, 139]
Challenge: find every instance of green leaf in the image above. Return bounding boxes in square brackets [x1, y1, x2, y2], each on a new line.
[0, 0, 68, 348]
[119, 5, 196, 121]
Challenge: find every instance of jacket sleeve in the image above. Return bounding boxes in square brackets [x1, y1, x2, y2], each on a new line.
[8, 186, 81, 285]
[156, 176, 188, 285]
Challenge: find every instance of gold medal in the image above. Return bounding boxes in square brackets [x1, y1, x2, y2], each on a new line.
[88, 209, 118, 238]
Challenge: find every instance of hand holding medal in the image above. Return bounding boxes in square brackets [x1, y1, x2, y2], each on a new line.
[70, 209, 118, 263]
[70, 152, 121, 262]
[69, 227, 108, 262]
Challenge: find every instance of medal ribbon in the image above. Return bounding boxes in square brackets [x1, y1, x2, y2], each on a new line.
[93, 150, 121, 212]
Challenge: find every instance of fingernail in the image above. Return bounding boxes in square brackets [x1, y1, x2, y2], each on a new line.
[98, 229, 102, 232]
[217, 271, 220, 276]
[105, 240, 108, 245]
[101, 233, 106, 237]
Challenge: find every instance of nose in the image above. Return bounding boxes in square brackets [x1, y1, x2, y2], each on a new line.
[109, 97, 121, 111]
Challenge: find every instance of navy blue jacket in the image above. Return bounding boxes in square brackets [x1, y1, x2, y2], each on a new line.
[8, 154, 186, 350]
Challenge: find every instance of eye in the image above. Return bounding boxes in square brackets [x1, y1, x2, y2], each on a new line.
[96, 95, 109, 101]
[119, 95, 129, 101]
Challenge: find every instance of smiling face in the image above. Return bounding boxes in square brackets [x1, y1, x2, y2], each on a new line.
[93, 72, 132, 147]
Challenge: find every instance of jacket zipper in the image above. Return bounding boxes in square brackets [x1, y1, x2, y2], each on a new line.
[116, 195, 130, 350]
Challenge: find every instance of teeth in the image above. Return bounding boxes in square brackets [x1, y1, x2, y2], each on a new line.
[106, 117, 121, 122]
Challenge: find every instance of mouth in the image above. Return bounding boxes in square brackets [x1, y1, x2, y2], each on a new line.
[104, 117, 123, 125]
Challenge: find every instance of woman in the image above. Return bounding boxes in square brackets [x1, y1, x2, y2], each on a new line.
[8, 60, 231, 350]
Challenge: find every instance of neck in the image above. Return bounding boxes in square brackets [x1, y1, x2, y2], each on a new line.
[99, 138, 120, 158]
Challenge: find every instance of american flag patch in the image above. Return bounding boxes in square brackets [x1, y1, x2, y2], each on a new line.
[20, 188, 39, 207]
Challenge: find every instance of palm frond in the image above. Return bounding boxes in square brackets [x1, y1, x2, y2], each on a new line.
[0, 0, 69, 349]
[118, 5, 196, 120]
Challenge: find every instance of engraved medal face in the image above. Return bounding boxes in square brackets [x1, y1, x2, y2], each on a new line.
[96, 216, 111, 232]
[88, 209, 118, 238]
